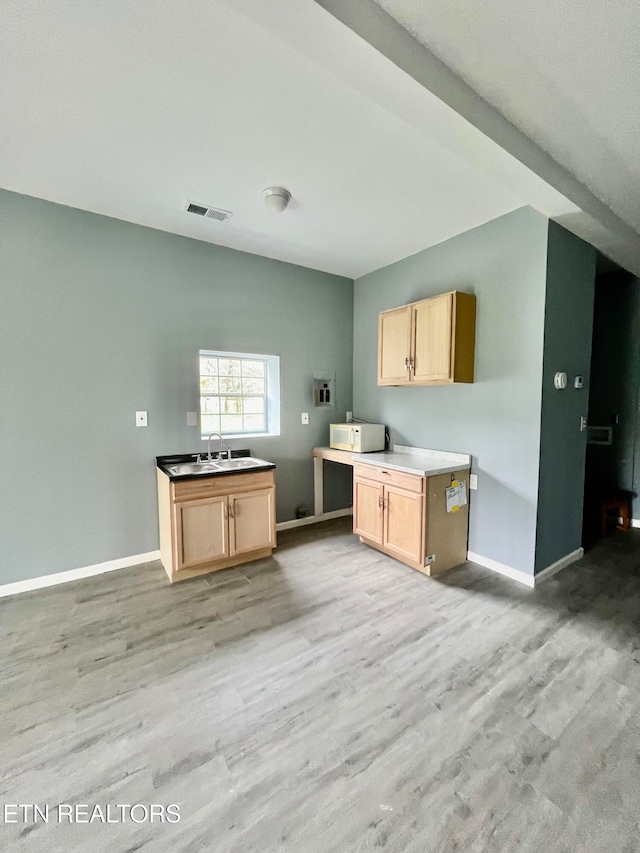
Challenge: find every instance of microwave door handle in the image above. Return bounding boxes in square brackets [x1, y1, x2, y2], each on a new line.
[349, 431, 355, 448]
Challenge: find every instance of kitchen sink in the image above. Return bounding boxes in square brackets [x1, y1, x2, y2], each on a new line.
[165, 458, 273, 477]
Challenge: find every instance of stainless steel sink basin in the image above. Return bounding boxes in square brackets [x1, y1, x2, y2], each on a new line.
[166, 462, 221, 476]
[165, 458, 272, 477]
[215, 457, 271, 471]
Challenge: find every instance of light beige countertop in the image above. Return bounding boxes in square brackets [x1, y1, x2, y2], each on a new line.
[311, 444, 471, 516]
[353, 444, 471, 477]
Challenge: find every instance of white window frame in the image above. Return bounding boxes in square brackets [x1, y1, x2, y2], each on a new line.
[199, 349, 281, 440]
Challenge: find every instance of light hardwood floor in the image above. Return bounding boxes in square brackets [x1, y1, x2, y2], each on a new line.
[2, 518, 640, 852]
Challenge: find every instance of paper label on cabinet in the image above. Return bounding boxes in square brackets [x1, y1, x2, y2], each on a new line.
[446, 482, 467, 513]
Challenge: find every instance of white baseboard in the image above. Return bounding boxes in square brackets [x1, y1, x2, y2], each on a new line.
[276, 508, 352, 531]
[534, 548, 583, 584]
[0, 526, 584, 600]
[0, 511, 354, 598]
[467, 546, 584, 588]
[0, 550, 161, 599]
[466, 551, 535, 588]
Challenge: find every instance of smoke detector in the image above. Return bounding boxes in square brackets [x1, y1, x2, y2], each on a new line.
[185, 201, 232, 222]
[263, 187, 291, 214]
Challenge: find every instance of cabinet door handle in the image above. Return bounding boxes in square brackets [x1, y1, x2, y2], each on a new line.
[229, 502, 235, 519]
[379, 495, 384, 508]
[224, 502, 228, 520]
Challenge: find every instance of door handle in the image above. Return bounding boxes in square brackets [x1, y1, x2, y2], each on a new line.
[229, 502, 235, 519]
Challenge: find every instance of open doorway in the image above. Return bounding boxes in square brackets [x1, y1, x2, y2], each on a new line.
[583, 255, 640, 548]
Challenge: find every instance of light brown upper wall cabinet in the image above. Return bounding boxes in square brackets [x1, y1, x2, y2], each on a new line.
[378, 291, 476, 386]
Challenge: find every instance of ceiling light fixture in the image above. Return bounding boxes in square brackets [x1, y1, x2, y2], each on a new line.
[263, 186, 291, 214]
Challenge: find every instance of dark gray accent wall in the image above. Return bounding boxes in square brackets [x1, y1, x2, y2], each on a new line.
[353, 207, 549, 575]
[535, 221, 596, 572]
[587, 270, 640, 516]
[0, 189, 353, 584]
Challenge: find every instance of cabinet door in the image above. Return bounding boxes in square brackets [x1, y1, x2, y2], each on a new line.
[413, 293, 454, 383]
[229, 488, 276, 555]
[175, 496, 229, 570]
[353, 477, 384, 543]
[383, 485, 424, 564]
[378, 305, 412, 385]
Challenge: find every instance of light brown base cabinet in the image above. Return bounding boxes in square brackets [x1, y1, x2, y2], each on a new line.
[353, 463, 469, 576]
[378, 290, 476, 386]
[157, 468, 276, 582]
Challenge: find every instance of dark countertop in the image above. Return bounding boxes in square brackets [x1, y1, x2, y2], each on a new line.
[156, 450, 276, 482]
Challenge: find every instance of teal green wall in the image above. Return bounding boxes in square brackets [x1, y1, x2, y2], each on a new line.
[0, 189, 353, 584]
[353, 207, 550, 575]
[0, 189, 602, 586]
[587, 270, 640, 517]
[535, 222, 596, 572]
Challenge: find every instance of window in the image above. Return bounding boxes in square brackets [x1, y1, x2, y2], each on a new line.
[199, 350, 280, 438]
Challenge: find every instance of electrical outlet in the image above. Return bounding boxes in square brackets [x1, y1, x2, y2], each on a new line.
[187, 411, 198, 427]
[346, 411, 353, 423]
[470, 474, 478, 490]
[301, 412, 309, 425]
[136, 411, 148, 427]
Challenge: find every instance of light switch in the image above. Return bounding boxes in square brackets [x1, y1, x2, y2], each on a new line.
[136, 411, 148, 427]
[301, 412, 309, 425]
[470, 474, 478, 490]
[187, 411, 198, 427]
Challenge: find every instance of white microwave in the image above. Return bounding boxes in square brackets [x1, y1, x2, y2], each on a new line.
[330, 423, 386, 453]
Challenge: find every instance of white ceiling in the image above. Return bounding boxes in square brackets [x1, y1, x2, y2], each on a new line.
[0, 0, 579, 279]
[1, 0, 636, 278]
[370, 0, 640, 264]
[316, 0, 640, 275]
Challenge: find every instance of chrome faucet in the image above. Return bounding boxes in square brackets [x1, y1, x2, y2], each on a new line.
[207, 432, 230, 462]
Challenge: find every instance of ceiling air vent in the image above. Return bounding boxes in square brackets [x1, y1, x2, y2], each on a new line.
[186, 201, 232, 222]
